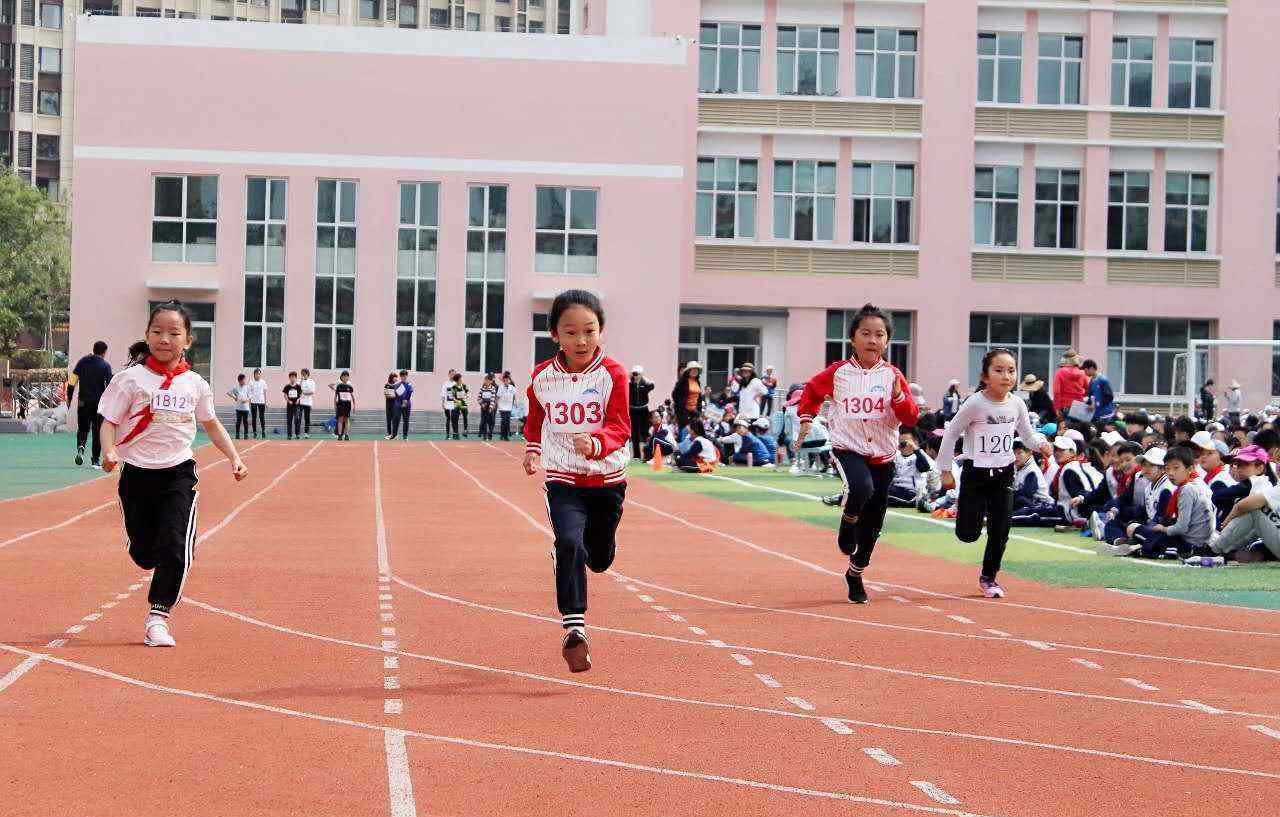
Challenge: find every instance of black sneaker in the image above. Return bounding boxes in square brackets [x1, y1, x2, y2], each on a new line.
[846, 570, 868, 604]
[821, 493, 845, 507]
[75, 446, 84, 466]
[561, 629, 591, 673]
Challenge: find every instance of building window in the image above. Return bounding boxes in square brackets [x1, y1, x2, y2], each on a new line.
[152, 175, 218, 263]
[1111, 36, 1153, 107]
[243, 178, 286, 369]
[135, 6, 160, 16]
[1163, 172, 1210, 253]
[974, 166, 1018, 247]
[678, 325, 763, 393]
[698, 22, 761, 94]
[359, 0, 379, 19]
[466, 184, 506, 373]
[978, 32, 1021, 103]
[1107, 171, 1150, 251]
[37, 90, 60, 116]
[314, 179, 357, 371]
[39, 2, 61, 28]
[1169, 38, 1213, 109]
[36, 134, 58, 161]
[0, 43, 12, 70]
[466, 11, 480, 30]
[556, 0, 569, 34]
[825, 310, 913, 376]
[532, 313, 557, 364]
[1033, 169, 1080, 249]
[396, 182, 439, 373]
[696, 157, 758, 239]
[310, 0, 340, 12]
[399, 1, 417, 25]
[969, 314, 1072, 387]
[773, 160, 836, 241]
[36, 177, 59, 200]
[777, 25, 839, 96]
[853, 162, 913, 244]
[535, 186, 598, 274]
[495, 15, 510, 31]
[854, 28, 917, 99]
[0, 87, 11, 114]
[1037, 34, 1082, 105]
[429, 7, 447, 27]
[1108, 318, 1211, 396]
[38, 47, 60, 74]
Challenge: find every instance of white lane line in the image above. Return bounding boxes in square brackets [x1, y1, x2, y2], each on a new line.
[379, 594, 393, 601]
[384, 699, 403, 715]
[382, 640, 399, 651]
[947, 615, 974, 625]
[64, 625, 85, 634]
[625, 585, 639, 592]
[45, 639, 67, 649]
[0, 501, 115, 549]
[983, 629, 1010, 637]
[864, 748, 901, 766]
[185, 599, 1280, 780]
[101, 602, 117, 610]
[384, 729, 419, 817]
[381, 627, 396, 637]
[0, 656, 42, 693]
[384, 656, 399, 670]
[668, 614, 686, 622]
[638, 594, 655, 603]
[707, 639, 727, 648]
[911, 782, 960, 806]
[892, 596, 911, 604]
[1181, 700, 1225, 715]
[688, 626, 707, 636]
[729, 653, 754, 667]
[1121, 678, 1160, 692]
[1071, 659, 1103, 670]
[115, 594, 129, 600]
[1249, 724, 1280, 740]
[380, 603, 393, 611]
[786, 697, 816, 711]
[652, 605, 669, 612]
[82, 613, 102, 622]
[128, 584, 143, 591]
[381, 613, 395, 622]
[384, 677, 401, 690]
[821, 718, 854, 735]
[1023, 641, 1055, 652]
[374, 440, 392, 577]
[755, 674, 781, 688]
[919, 605, 942, 613]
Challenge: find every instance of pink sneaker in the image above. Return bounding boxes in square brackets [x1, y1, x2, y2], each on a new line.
[978, 576, 1005, 599]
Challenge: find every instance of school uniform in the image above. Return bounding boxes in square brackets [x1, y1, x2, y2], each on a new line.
[229, 384, 251, 439]
[644, 424, 676, 460]
[1053, 459, 1103, 523]
[888, 448, 935, 507]
[248, 377, 268, 438]
[384, 381, 399, 437]
[478, 384, 498, 440]
[299, 377, 317, 436]
[98, 358, 215, 619]
[1134, 478, 1214, 559]
[1010, 460, 1063, 526]
[1210, 473, 1273, 525]
[334, 382, 354, 421]
[282, 382, 302, 439]
[497, 383, 518, 441]
[525, 348, 630, 637]
[1123, 475, 1174, 550]
[676, 436, 718, 471]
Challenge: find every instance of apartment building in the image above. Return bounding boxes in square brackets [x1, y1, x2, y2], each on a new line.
[66, 1, 1280, 410]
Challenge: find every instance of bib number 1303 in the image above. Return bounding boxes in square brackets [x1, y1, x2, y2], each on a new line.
[546, 400, 604, 432]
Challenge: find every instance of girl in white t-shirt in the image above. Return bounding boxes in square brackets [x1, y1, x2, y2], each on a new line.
[98, 301, 248, 648]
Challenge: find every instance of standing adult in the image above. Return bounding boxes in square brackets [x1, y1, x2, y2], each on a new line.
[298, 368, 317, 439]
[67, 340, 112, 467]
[671, 361, 705, 432]
[496, 371, 518, 441]
[248, 368, 268, 439]
[1051, 349, 1089, 424]
[628, 365, 655, 459]
[440, 368, 457, 436]
[1082, 359, 1116, 423]
[477, 373, 498, 441]
[1199, 379, 1216, 421]
[734, 363, 769, 422]
[391, 370, 413, 440]
[1225, 380, 1243, 426]
[383, 373, 399, 438]
[940, 379, 963, 422]
[1021, 374, 1054, 423]
[760, 366, 779, 416]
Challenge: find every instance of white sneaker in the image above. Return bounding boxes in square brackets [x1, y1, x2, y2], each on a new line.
[144, 616, 176, 647]
[1089, 512, 1105, 542]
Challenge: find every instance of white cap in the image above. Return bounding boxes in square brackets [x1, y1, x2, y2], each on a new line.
[1065, 429, 1086, 444]
[1140, 447, 1167, 466]
[948, 379, 959, 386]
[1190, 430, 1214, 450]
[752, 417, 770, 431]
[631, 365, 644, 375]
[1053, 437, 1077, 453]
[1101, 431, 1125, 447]
[1031, 432, 1049, 449]
[1206, 421, 1225, 432]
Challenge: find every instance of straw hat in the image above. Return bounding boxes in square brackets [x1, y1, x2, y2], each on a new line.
[1021, 374, 1044, 391]
[681, 361, 703, 375]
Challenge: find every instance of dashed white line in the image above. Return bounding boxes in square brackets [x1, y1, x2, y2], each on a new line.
[128, 583, 143, 591]
[911, 781, 960, 805]
[786, 696, 816, 711]
[82, 613, 102, 622]
[1249, 724, 1280, 740]
[380, 603, 393, 611]
[1120, 677, 1159, 691]
[101, 602, 117, 610]
[864, 748, 901, 766]
[983, 629, 1010, 637]
[0, 656, 42, 693]
[384, 677, 401, 690]
[1023, 640, 1055, 651]
[638, 594, 655, 603]
[754, 674, 781, 689]
[821, 718, 854, 735]
[384, 656, 399, 670]
[1181, 700, 1225, 715]
[1071, 658, 1103, 670]
[381, 627, 396, 637]
[688, 626, 707, 636]
[729, 653, 754, 667]
[379, 594, 393, 601]
[381, 640, 399, 651]
[652, 605, 669, 613]
[115, 594, 130, 601]
[64, 625, 85, 635]
[45, 639, 67, 649]
[946, 615, 974, 625]
[919, 605, 942, 613]
[668, 614, 686, 622]
[381, 613, 395, 622]
[892, 596, 911, 604]
[707, 639, 727, 648]
[625, 585, 638, 592]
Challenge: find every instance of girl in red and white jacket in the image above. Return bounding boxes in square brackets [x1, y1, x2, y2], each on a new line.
[523, 289, 631, 673]
[796, 303, 919, 603]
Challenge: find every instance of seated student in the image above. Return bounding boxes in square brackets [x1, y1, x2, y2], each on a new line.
[1191, 431, 1235, 489]
[922, 439, 963, 514]
[1209, 445, 1275, 525]
[1211, 463, 1280, 563]
[643, 411, 676, 461]
[1132, 446, 1214, 559]
[752, 417, 779, 465]
[792, 414, 832, 472]
[675, 420, 719, 472]
[888, 430, 936, 507]
[1252, 429, 1280, 480]
[1010, 439, 1064, 526]
[1081, 440, 1140, 538]
[1050, 437, 1103, 529]
[1068, 439, 1115, 522]
[1098, 447, 1174, 555]
[1124, 412, 1150, 441]
[719, 418, 773, 467]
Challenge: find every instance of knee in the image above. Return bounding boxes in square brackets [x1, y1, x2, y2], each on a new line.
[955, 527, 982, 543]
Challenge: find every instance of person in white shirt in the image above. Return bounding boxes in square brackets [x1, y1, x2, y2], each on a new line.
[440, 368, 458, 436]
[299, 368, 317, 439]
[226, 373, 252, 440]
[497, 371, 518, 441]
[248, 367, 268, 439]
[734, 363, 769, 421]
[98, 301, 247, 648]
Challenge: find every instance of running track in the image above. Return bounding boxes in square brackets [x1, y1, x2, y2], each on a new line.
[1, 440, 1276, 817]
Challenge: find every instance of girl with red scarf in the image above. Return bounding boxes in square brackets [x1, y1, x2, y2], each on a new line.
[98, 301, 248, 648]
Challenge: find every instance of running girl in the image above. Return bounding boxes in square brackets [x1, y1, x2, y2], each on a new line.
[523, 289, 630, 673]
[98, 301, 248, 647]
[796, 303, 919, 603]
[330, 371, 355, 441]
[936, 348, 1037, 598]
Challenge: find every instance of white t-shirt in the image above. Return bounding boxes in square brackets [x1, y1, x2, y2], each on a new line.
[299, 378, 317, 407]
[99, 365, 216, 469]
[229, 384, 251, 411]
[1264, 483, 1280, 515]
[736, 377, 769, 420]
[248, 378, 268, 404]
[440, 381, 452, 408]
[497, 383, 517, 412]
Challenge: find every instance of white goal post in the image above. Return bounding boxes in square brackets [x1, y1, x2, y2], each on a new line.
[1184, 339, 1280, 417]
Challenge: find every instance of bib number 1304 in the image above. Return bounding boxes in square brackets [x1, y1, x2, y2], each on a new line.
[841, 396, 887, 420]
[546, 400, 604, 432]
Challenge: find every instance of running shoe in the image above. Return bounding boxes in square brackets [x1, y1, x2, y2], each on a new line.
[978, 575, 1006, 599]
[561, 628, 591, 673]
[821, 493, 845, 507]
[75, 446, 84, 466]
[144, 617, 176, 648]
[845, 570, 868, 604]
[1096, 540, 1140, 557]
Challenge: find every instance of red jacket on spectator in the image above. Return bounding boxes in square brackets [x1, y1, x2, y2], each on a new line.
[1052, 365, 1089, 413]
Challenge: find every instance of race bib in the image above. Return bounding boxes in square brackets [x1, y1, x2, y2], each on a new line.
[973, 421, 1015, 467]
[838, 390, 891, 421]
[339, 392, 352, 402]
[150, 390, 193, 414]
[384, 387, 396, 399]
[545, 396, 605, 434]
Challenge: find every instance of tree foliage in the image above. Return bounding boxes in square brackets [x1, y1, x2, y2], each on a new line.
[0, 169, 70, 358]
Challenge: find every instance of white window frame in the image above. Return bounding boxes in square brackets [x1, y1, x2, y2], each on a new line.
[1108, 318, 1212, 397]
[358, 0, 379, 19]
[1037, 34, 1083, 105]
[37, 46, 60, 74]
[777, 25, 840, 97]
[853, 161, 914, 245]
[534, 186, 599, 275]
[978, 32, 1022, 104]
[696, 157, 758, 239]
[968, 314, 1073, 387]
[1163, 171, 1211, 254]
[1111, 36, 1153, 108]
[1107, 170, 1150, 252]
[396, 181, 439, 373]
[243, 177, 287, 370]
[698, 21, 762, 94]
[1033, 168, 1080, 250]
[532, 313, 557, 364]
[465, 184, 507, 374]
[854, 27, 917, 100]
[314, 178, 358, 371]
[38, 1, 61, 28]
[973, 165, 1019, 247]
[151, 174, 219, 264]
[1169, 38, 1214, 110]
[773, 159, 836, 242]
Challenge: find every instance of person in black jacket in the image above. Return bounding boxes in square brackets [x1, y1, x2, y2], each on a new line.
[68, 341, 113, 467]
[628, 365, 655, 459]
[1020, 374, 1054, 422]
[671, 361, 705, 433]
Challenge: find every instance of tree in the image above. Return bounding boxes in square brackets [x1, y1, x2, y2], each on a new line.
[0, 168, 70, 361]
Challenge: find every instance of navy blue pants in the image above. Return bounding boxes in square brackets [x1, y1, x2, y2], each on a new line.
[955, 463, 1016, 580]
[545, 481, 626, 627]
[832, 449, 893, 569]
[118, 460, 198, 617]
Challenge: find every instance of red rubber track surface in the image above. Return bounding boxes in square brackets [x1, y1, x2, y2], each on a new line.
[1, 439, 1276, 817]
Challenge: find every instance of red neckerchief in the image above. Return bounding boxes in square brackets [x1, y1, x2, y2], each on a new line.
[1115, 465, 1137, 497]
[117, 356, 190, 448]
[1165, 477, 1200, 519]
[1203, 464, 1224, 484]
[1051, 456, 1085, 497]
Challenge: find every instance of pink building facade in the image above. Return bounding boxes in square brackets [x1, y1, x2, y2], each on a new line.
[70, 1, 1280, 412]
